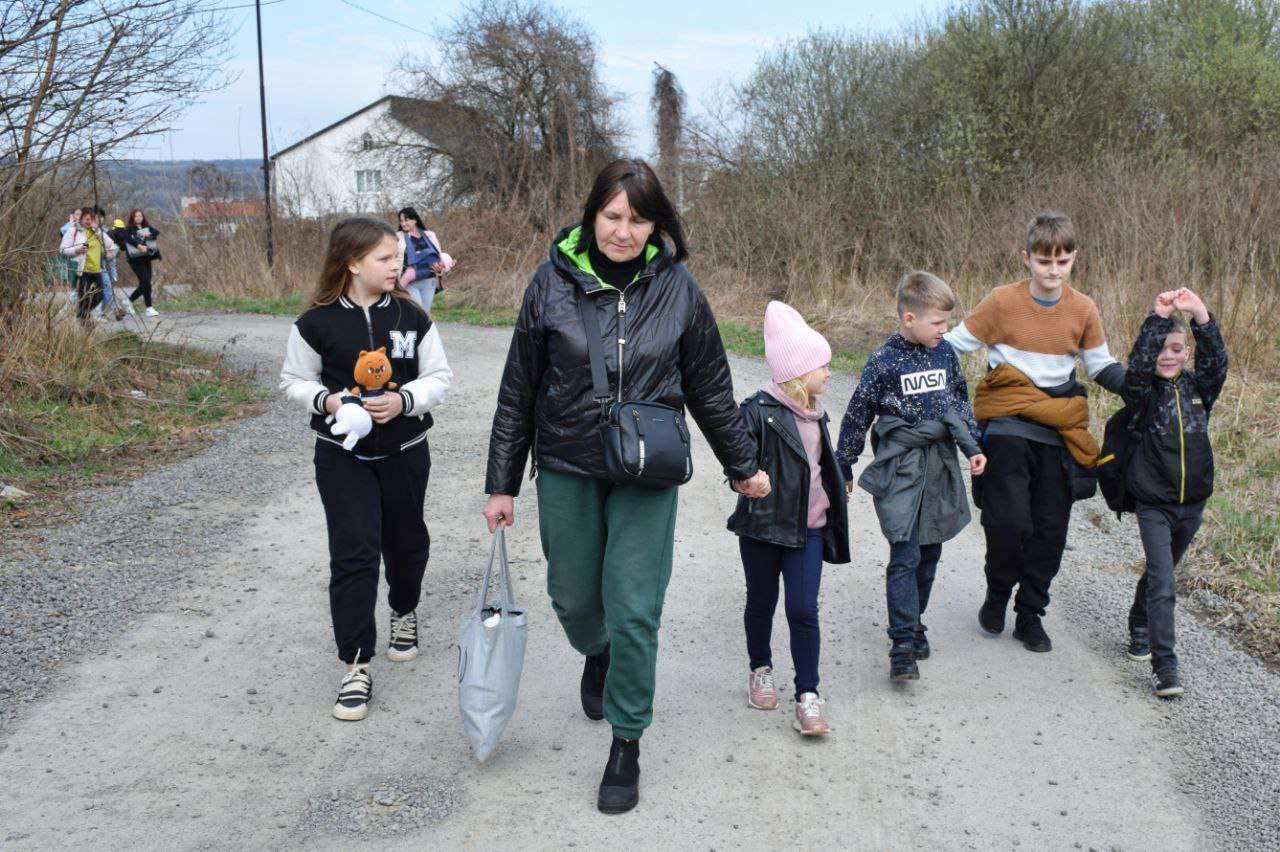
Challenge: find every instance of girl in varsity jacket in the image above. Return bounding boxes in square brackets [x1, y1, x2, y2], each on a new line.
[280, 217, 452, 721]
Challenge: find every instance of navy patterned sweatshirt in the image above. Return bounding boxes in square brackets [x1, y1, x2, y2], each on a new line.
[836, 333, 982, 479]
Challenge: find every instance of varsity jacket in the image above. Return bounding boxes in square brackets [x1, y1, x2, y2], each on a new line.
[279, 293, 452, 456]
[1122, 313, 1228, 506]
[836, 333, 981, 479]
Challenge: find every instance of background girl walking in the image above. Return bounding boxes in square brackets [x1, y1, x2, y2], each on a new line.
[122, 208, 161, 317]
[727, 301, 849, 735]
[280, 217, 452, 721]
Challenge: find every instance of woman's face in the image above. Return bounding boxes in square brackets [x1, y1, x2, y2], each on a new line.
[348, 234, 401, 296]
[398, 214, 412, 232]
[594, 190, 654, 263]
[133, 211, 144, 226]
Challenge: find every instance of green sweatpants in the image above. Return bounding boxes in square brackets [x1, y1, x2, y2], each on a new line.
[535, 468, 679, 740]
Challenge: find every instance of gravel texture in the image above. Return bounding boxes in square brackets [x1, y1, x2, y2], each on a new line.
[0, 312, 1276, 850]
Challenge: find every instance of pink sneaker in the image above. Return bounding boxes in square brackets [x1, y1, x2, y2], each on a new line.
[793, 692, 830, 735]
[747, 666, 778, 710]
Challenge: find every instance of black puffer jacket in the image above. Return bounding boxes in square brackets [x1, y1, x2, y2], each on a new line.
[726, 391, 850, 563]
[1122, 313, 1228, 506]
[485, 225, 757, 495]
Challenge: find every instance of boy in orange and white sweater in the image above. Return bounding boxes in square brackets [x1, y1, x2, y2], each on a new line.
[944, 212, 1125, 653]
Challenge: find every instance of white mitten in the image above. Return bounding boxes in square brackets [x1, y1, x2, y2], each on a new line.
[330, 402, 372, 451]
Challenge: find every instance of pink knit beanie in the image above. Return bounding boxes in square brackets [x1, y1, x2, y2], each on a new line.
[763, 301, 832, 383]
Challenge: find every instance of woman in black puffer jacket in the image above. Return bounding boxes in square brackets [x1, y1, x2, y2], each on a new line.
[482, 159, 769, 814]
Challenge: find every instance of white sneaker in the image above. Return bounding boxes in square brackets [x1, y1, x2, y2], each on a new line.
[145, 307, 159, 317]
[333, 666, 372, 721]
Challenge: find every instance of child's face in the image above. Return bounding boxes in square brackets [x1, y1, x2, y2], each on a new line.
[902, 307, 952, 348]
[348, 234, 401, 295]
[1023, 248, 1076, 292]
[1156, 331, 1189, 379]
[802, 364, 831, 398]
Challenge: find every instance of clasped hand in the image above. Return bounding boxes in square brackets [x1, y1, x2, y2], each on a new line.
[732, 470, 772, 498]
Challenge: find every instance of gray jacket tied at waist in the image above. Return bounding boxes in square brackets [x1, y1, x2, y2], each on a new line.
[857, 412, 979, 545]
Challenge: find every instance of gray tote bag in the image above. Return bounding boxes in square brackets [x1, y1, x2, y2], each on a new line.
[457, 527, 527, 762]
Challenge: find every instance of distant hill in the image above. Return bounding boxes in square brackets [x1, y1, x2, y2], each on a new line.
[97, 159, 263, 215]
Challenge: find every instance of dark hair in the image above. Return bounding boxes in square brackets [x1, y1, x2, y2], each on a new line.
[1026, 211, 1076, 256]
[128, 208, 150, 229]
[310, 217, 404, 308]
[397, 207, 426, 232]
[79, 205, 95, 221]
[576, 158, 687, 263]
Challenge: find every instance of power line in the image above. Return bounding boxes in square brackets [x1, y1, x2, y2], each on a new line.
[338, 0, 433, 38]
[208, 0, 287, 10]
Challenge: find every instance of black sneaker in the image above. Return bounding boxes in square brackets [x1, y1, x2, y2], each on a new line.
[1012, 613, 1053, 652]
[1152, 667, 1184, 698]
[913, 623, 931, 660]
[597, 736, 640, 814]
[332, 666, 372, 721]
[978, 590, 1009, 635]
[387, 610, 418, 662]
[580, 645, 610, 721]
[1127, 626, 1152, 662]
[890, 643, 919, 681]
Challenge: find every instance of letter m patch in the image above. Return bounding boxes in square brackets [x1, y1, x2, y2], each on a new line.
[900, 369, 947, 396]
[389, 330, 418, 359]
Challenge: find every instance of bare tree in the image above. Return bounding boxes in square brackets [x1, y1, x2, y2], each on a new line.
[651, 64, 685, 208]
[0, 0, 234, 314]
[392, 0, 622, 226]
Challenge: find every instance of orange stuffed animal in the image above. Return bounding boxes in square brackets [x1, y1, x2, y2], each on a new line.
[350, 347, 398, 399]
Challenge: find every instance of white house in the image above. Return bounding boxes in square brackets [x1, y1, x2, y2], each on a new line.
[270, 96, 455, 218]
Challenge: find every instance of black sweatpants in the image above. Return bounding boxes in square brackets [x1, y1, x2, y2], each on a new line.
[978, 434, 1074, 617]
[1129, 501, 1205, 670]
[76, 272, 103, 319]
[127, 258, 153, 307]
[314, 439, 431, 664]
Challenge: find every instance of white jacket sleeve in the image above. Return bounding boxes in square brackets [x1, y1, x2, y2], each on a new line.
[397, 323, 452, 417]
[59, 227, 79, 258]
[943, 321, 984, 354]
[279, 325, 331, 415]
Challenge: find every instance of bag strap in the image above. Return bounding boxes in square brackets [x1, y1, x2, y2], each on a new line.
[473, 528, 507, 615]
[577, 294, 614, 420]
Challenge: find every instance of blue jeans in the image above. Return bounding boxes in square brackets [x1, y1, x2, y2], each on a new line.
[99, 262, 116, 307]
[886, 520, 942, 649]
[406, 276, 437, 313]
[740, 531, 824, 699]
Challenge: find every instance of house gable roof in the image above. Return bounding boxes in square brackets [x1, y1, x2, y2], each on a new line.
[270, 96, 440, 161]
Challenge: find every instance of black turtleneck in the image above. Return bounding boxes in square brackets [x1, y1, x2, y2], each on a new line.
[587, 240, 647, 290]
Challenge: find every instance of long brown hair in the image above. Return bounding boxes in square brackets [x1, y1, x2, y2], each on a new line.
[309, 217, 402, 308]
[128, 208, 150, 229]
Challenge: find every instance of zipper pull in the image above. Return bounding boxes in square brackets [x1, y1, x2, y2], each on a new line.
[618, 293, 627, 313]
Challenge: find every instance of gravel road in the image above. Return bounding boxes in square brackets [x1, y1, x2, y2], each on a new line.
[1, 312, 1276, 850]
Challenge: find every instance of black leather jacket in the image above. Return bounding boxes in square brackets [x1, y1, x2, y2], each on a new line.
[726, 391, 850, 563]
[485, 226, 756, 495]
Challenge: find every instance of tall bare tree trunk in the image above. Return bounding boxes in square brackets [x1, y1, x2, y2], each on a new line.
[651, 64, 685, 209]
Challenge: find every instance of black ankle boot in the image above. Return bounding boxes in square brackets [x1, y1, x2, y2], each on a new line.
[978, 590, 1009, 634]
[597, 735, 640, 814]
[1012, 612, 1053, 652]
[912, 623, 930, 660]
[580, 645, 610, 721]
[889, 642, 919, 681]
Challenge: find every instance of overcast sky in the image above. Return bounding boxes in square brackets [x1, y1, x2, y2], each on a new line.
[134, 0, 943, 162]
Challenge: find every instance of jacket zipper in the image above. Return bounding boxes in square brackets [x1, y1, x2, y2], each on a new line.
[361, 304, 378, 453]
[615, 288, 631, 402]
[1173, 381, 1186, 504]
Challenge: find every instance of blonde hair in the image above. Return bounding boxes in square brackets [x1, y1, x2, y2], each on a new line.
[897, 271, 957, 317]
[1168, 315, 1191, 338]
[778, 376, 811, 409]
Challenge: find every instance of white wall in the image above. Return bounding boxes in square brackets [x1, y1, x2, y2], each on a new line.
[271, 100, 447, 219]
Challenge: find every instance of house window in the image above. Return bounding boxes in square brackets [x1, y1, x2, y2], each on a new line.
[361, 132, 374, 151]
[356, 169, 383, 193]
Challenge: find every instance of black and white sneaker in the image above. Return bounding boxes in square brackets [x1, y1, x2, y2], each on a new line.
[1152, 667, 1184, 698]
[387, 610, 418, 662]
[333, 666, 372, 721]
[1127, 626, 1152, 661]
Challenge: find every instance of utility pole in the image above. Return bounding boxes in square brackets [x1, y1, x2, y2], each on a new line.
[89, 140, 99, 209]
[255, 0, 274, 267]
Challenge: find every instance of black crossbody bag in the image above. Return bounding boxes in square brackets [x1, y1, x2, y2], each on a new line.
[578, 291, 693, 489]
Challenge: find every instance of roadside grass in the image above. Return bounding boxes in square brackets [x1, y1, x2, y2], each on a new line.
[0, 314, 264, 539]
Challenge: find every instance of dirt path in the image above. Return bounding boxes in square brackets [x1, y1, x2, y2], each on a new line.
[0, 313, 1235, 849]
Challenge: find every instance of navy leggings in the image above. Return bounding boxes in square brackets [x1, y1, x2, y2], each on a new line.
[740, 531, 824, 700]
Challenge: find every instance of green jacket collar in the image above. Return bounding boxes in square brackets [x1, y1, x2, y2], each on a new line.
[554, 225, 662, 292]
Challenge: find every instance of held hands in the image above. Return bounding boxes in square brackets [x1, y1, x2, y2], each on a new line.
[363, 392, 404, 424]
[330, 402, 372, 451]
[1172, 288, 1209, 325]
[968, 453, 988, 476]
[733, 470, 772, 499]
[483, 494, 515, 533]
[1154, 290, 1179, 318]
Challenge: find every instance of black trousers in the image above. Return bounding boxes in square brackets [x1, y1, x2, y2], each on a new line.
[76, 272, 103, 319]
[978, 435, 1074, 617]
[1129, 501, 1204, 670]
[314, 439, 431, 664]
[127, 258, 153, 307]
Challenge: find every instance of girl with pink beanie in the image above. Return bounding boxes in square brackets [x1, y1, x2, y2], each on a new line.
[727, 301, 850, 735]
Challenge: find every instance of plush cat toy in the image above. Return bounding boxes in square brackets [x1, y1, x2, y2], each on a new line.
[330, 348, 398, 450]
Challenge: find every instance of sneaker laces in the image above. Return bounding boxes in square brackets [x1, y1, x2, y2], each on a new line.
[798, 695, 825, 718]
[752, 668, 775, 692]
[389, 611, 417, 644]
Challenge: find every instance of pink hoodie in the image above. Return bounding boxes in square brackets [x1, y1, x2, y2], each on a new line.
[763, 382, 830, 529]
